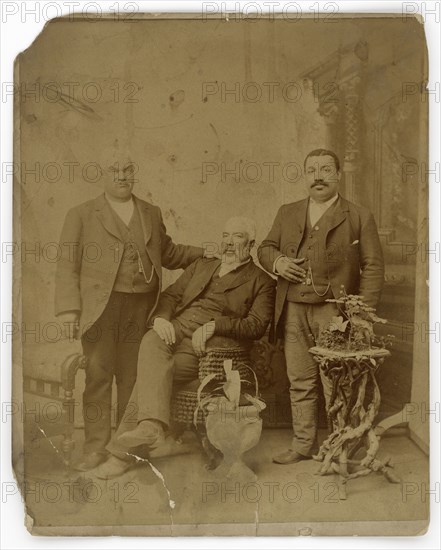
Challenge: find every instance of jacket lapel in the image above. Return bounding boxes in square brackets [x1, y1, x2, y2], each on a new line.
[133, 196, 152, 245]
[324, 195, 349, 240]
[197, 259, 222, 292]
[222, 260, 256, 291]
[296, 198, 309, 234]
[94, 194, 124, 242]
[287, 198, 309, 244]
[179, 259, 221, 311]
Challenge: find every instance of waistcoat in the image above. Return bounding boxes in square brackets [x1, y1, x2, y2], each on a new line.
[112, 205, 159, 293]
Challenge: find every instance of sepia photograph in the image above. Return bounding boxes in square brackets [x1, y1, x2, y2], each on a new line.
[2, 0, 438, 541]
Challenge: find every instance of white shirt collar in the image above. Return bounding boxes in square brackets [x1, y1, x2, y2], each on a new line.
[105, 193, 134, 226]
[105, 193, 134, 206]
[308, 193, 339, 228]
[218, 257, 251, 277]
[309, 193, 339, 209]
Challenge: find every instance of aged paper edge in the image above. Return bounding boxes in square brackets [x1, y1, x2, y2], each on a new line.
[12, 12, 429, 537]
[27, 519, 429, 537]
[12, 37, 25, 494]
[55, 12, 426, 22]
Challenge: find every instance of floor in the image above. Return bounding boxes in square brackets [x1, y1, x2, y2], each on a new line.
[20, 427, 429, 536]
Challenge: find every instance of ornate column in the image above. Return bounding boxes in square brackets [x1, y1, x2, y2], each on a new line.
[340, 74, 363, 203]
[300, 57, 341, 153]
[300, 41, 427, 448]
[301, 41, 367, 205]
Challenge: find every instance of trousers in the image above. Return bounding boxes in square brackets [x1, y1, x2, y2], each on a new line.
[283, 300, 339, 456]
[81, 291, 156, 453]
[106, 327, 200, 457]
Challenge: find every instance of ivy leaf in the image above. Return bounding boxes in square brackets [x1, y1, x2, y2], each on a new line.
[329, 316, 349, 333]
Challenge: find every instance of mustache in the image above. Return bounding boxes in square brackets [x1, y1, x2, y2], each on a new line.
[221, 245, 241, 254]
[311, 180, 327, 187]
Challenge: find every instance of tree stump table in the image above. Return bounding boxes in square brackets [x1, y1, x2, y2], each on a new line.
[309, 346, 400, 499]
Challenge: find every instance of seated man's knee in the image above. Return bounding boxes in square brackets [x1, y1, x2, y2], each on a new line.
[137, 330, 172, 369]
[140, 329, 164, 349]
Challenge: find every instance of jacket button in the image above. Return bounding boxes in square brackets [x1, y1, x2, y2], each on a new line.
[300, 292, 305, 297]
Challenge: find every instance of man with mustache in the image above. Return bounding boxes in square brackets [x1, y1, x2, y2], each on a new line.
[55, 142, 204, 471]
[258, 148, 384, 464]
[89, 216, 275, 479]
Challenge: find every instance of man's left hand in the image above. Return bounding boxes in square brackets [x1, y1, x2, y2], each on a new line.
[192, 321, 215, 357]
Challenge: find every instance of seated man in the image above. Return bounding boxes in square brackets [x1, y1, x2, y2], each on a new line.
[91, 216, 276, 479]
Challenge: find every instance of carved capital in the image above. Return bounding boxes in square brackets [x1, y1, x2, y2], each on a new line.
[340, 74, 362, 96]
[302, 73, 341, 126]
[301, 42, 366, 187]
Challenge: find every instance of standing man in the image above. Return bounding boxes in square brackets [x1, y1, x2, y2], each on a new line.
[258, 148, 384, 464]
[55, 143, 204, 471]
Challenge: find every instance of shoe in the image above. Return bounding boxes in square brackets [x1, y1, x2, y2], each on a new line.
[73, 452, 107, 472]
[273, 449, 312, 464]
[117, 420, 165, 449]
[88, 456, 134, 480]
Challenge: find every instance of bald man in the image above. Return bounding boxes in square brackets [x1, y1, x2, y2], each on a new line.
[55, 144, 204, 470]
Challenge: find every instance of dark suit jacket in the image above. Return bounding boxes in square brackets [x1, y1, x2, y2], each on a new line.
[152, 258, 276, 342]
[54, 194, 203, 332]
[258, 195, 384, 340]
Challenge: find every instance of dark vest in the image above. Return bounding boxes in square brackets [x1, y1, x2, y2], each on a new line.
[112, 205, 159, 293]
[175, 263, 246, 331]
[286, 199, 338, 303]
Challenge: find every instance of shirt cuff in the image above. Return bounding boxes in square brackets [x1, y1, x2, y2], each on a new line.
[272, 254, 285, 275]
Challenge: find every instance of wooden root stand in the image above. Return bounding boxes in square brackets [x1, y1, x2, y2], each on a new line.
[309, 346, 401, 500]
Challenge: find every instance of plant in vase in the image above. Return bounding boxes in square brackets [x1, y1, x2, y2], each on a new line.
[309, 287, 399, 497]
[194, 359, 266, 481]
[316, 286, 394, 353]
